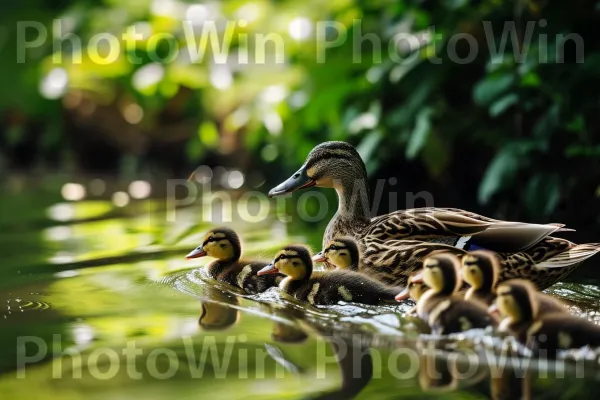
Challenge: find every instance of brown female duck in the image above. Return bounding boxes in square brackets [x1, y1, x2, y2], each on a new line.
[313, 236, 600, 290]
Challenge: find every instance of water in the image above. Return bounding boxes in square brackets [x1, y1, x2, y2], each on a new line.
[1, 180, 600, 399]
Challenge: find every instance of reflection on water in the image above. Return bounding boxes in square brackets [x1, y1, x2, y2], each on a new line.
[1, 188, 600, 399]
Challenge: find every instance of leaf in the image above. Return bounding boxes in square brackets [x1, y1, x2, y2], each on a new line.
[489, 93, 518, 117]
[473, 74, 514, 106]
[405, 108, 432, 159]
[357, 130, 383, 163]
[478, 147, 520, 204]
[198, 121, 219, 147]
[533, 104, 560, 138]
[525, 174, 561, 217]
[520, 72, 541, 87]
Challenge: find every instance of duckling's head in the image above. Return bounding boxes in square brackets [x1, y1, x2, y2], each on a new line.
[408, 274, 429, 301]
[461, 250, 499, 291]
[268, 142, 366, 197]
[257, 245, 313, 280]
[421, 253, 462, 295]
[312, 237, 359, 270]
[186, 227, 241, 262]
[395, 270, 429, 301]
[492, 280, 538, 323]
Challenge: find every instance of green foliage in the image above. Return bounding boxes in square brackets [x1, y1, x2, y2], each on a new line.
[1, 0, 600, 224]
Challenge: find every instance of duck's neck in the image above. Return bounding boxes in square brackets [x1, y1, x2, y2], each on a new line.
[207, 258, 238, 277]
[333, 175, 371, 223]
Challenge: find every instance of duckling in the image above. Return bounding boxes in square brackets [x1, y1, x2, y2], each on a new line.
[394, 270, 428, 316]
[490, 279, 600, 352]
[462, 251, 566, 315]
[257, 245, 402, 306]
[186, 227, 283, 294]
[404, 253, 497, 334]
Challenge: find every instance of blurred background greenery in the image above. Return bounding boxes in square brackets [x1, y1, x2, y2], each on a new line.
[2, 2, 600, 398]
[1, 0, 599, 234]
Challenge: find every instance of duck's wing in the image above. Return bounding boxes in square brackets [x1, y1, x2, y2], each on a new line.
[364, 208, 566, 252]
[535, 242, 600, 269]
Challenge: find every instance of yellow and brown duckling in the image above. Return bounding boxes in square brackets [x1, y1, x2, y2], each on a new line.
[490, 280, 600, 352]
[395, 270, 429, 316]
[462, 251, 566, 315]
[257, 245, 403, 306]
[186, 227, 284, 294]
[404, 253, 498, 335]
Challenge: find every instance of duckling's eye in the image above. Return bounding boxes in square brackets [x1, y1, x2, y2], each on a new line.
[327, 245, 337, 251]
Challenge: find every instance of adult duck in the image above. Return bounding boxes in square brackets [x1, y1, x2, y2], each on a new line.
[269, 141, 600, 288]
[312, 236, 599, 289]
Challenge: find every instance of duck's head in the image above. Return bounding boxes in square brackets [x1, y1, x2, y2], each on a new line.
[489, 279, 538, 323]
[395, 270, 429, 301]
[461, 250, 499, 291]
[257, 245, 313, 280]
[312, 237, 359, 270]
[268, 141, 366, 197]
[186, 227, 241, 262]
[416, 253, 461, 296]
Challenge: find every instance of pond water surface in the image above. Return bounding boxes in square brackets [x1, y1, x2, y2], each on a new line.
[1, 180, 600, 399]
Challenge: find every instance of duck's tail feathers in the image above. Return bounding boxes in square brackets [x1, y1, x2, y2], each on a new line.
[547, 223, 576, 233]
[537, 243, 600, 269]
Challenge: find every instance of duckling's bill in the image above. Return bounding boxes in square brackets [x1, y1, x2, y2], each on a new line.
[410, 271, 424, 283]
[395, 288, 410, 301]
[186, 247, 207, 259]
[312, 252, 327, 263]
[257, 263, 279, 276]
[488, 303, 499, 316]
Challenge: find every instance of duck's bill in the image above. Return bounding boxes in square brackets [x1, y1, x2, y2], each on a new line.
[186, 248, 207, 259]
[257, 263, 279, 276]
[268, 166, 316, 198]
[395, 288, 410, 302]
[488, 304, 499, 316]
[312, 252, 327, 263]
[410, 271, 424, 283]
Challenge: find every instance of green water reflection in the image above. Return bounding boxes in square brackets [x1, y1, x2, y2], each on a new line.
[1, 183, 600, 399]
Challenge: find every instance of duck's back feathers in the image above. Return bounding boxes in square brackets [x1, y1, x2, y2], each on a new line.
[281, 270, 401, 306]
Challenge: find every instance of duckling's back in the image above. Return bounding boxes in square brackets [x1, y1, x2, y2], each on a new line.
[208, 260, 283, 294]
[418, 294, 497, 335]
[520, 313, 600, 352]
[285, 270, 401, 306]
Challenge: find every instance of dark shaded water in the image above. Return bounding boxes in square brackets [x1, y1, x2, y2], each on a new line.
[1, 179, 600, 399]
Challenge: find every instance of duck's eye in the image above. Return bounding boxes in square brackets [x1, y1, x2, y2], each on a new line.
[328, 245, 337, 251]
